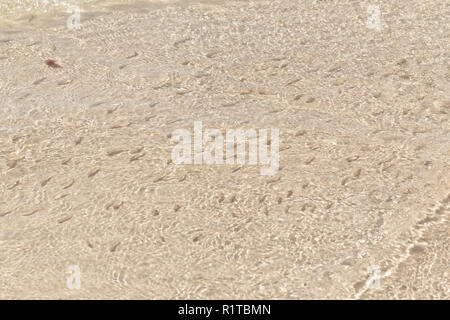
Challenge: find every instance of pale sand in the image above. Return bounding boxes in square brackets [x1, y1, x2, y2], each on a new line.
[0, 0, 449, 299]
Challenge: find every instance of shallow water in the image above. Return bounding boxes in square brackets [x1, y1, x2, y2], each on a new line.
[0, 0, 235, 19]
[0, 0, 170, 17]
[0, 0, 448, 300]
[0, 0, 229, 33]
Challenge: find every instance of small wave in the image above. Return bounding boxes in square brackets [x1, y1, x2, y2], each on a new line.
[0, 0, 181, 32]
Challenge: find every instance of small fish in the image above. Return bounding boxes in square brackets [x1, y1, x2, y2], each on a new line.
[45, 59, 61, 68]
[0, 210, 13, 217]
[57, 215, 72, 224]
[110, 240, 121, 252]
[88, 168, 100, 178]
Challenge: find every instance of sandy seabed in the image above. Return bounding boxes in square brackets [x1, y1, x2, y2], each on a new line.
[0, 0, 449, 299]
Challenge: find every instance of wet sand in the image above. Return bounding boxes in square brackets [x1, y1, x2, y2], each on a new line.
[0, 0, 449, 299]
